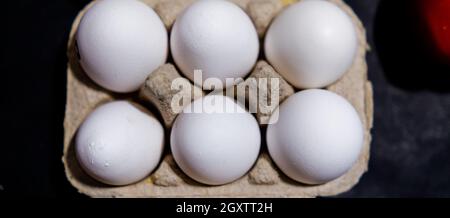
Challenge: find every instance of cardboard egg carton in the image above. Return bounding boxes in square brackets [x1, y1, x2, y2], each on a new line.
[63, 0, 373, 197]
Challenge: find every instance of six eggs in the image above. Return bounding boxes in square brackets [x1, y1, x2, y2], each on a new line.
[75, 0, 364, 186]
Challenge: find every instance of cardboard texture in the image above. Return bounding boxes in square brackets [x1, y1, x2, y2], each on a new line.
[63, 0, 373, 197]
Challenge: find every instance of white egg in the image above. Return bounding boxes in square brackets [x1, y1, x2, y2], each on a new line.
[76, 0, 168, 93]
[170, 0, 259, 88]
[170, 95, 261, 185]
[265, 0, 358, 89]
[75, 101, 164, 186]
[266, 89, 364, 184]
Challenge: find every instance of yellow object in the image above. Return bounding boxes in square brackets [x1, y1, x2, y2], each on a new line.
[281, 0, 298, 6]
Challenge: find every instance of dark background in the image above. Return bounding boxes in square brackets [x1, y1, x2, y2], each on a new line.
[1, 0, 449, 198]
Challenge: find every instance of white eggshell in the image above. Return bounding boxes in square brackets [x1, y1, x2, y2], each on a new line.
[75, 101, 164, 186]
[265, 0, 358, 89]
[267, 89, 364, 184]
[76, 0, 168, 93]
[170, 95, 261, 185]
[170, 0, 259, 88]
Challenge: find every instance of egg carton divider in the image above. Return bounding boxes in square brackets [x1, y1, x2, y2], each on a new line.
[63, 0, 373, 197]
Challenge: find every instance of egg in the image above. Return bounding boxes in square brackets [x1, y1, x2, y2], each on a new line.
[266, 89, 364, 184]
[76, 0, 168, 93]
[170, 0, 259, 88]
[75, 101, 164, 186]
[264, 0, 358, 89]
[170, 95, 261, 185]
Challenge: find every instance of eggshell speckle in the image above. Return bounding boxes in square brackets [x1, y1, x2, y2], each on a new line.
[267, 89, 364, 184]
[170, 0, 259, 88]
[170, 95, 261, 185]
[76, 0, 168, 93]
[265, 0, 358, 89]
[76, 101, 164, 186]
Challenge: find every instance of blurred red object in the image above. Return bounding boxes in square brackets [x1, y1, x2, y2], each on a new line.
[418, 0, 450, 61]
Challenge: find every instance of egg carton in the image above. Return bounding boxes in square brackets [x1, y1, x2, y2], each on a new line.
[63, 0, 373, 197]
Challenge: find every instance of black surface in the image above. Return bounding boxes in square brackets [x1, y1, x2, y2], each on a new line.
[1, 0, 449, 197]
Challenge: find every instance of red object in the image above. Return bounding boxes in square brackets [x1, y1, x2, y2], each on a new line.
[419, 0, 450, 61]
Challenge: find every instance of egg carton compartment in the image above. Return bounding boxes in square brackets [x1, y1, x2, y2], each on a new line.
[63, 0, 373, 197]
